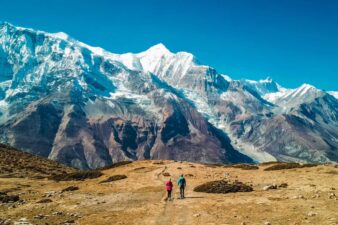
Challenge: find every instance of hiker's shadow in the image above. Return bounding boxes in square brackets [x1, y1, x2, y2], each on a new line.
[183, 196, 204, 199]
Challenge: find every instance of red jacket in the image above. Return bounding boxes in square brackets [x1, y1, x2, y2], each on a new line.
[165, 180, 173, 191]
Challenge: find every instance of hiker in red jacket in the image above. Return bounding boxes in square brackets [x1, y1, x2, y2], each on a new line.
[165, 178, 173, 200]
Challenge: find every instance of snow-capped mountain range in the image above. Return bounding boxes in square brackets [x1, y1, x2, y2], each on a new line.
[0, 22, 337, 169]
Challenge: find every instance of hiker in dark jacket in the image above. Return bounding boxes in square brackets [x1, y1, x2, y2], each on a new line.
[177, 174, 186, 199]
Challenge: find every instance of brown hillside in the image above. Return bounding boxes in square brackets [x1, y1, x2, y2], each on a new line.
[0, 143, 76, 179]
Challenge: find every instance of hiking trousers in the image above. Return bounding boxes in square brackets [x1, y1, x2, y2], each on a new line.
[167, 190, 172, 199]
[179, 186, 185, 198]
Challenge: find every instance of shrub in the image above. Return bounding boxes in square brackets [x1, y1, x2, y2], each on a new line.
[0, 193, 20, 203]
[231, 164, 259, 170]
[133, 167, 146, 171]
[50, 170, 103, 181]
[99, 175, 127, 183]
[259, 161, 280, 166]
[194, 180, 253, 194]
[264, 163, 317, 171]
[99, 161, 133, 170]
[203, 163, 224, 168]
[36, 198, 53, 203]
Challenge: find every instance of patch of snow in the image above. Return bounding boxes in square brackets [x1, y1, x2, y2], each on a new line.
[220, 74, 232, 81]
[228, 134, 277, 162]
[50, 32, 69, 41]
[0, 100, 9, 123]
[328, 91, 338, 99]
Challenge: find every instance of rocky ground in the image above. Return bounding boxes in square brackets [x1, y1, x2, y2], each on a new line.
[0, 147, 338, 225]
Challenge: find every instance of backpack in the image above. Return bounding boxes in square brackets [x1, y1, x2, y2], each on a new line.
[178, 177, 186, 187]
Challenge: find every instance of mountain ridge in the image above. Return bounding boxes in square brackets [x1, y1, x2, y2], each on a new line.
[0, 22, 337, 168]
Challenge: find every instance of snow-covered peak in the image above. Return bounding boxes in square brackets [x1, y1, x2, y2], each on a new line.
[139, 43, 172, 57]
[259, 76, 273, 83]
[263, 83, 324, 109]
[286, 83, 317, 98]
[133, 43, 200, 78]
[0, 21, 17, 33]
[298, 83, 315, 90]
[0, 21, 12, 28]
[241, 77, 282, 95]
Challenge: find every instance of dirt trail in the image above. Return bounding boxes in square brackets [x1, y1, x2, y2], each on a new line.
[154, 163, 193, 225]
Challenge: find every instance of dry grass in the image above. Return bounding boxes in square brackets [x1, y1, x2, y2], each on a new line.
[325, 170, 338, 175]
[0, 159, 337, 225]
[0, 143, 76, 179]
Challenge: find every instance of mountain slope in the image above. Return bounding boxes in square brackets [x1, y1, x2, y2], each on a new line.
[0, 22, 252, 169]
[0, 22, 337, 167]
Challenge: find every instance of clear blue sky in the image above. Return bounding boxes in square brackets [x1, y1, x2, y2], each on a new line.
[1, 0, 338, 90]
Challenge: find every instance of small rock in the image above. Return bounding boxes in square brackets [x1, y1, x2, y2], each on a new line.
[241, 222, 247, 225]
[328, 192, 336, 199]
[307, 212, 317, 217]
[278, 183, 288, 188]
[263, 184, 277, 191]
[13, 218, 33, 225]
[264, 222, 271, 225]
[193, 213, 201, 217]
[9, 204, 17, 209]
[70, 213, 81, 217]
[52, 211, 63, 216]
[312, 194, 320, 198]
[0, 219, 11, 225]
[44, 191, 57, 198]
[293, 195, 305, 199]
[33, 214, 45, 219]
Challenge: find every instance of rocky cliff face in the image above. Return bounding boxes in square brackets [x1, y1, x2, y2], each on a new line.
[0, 22, 337, 168]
